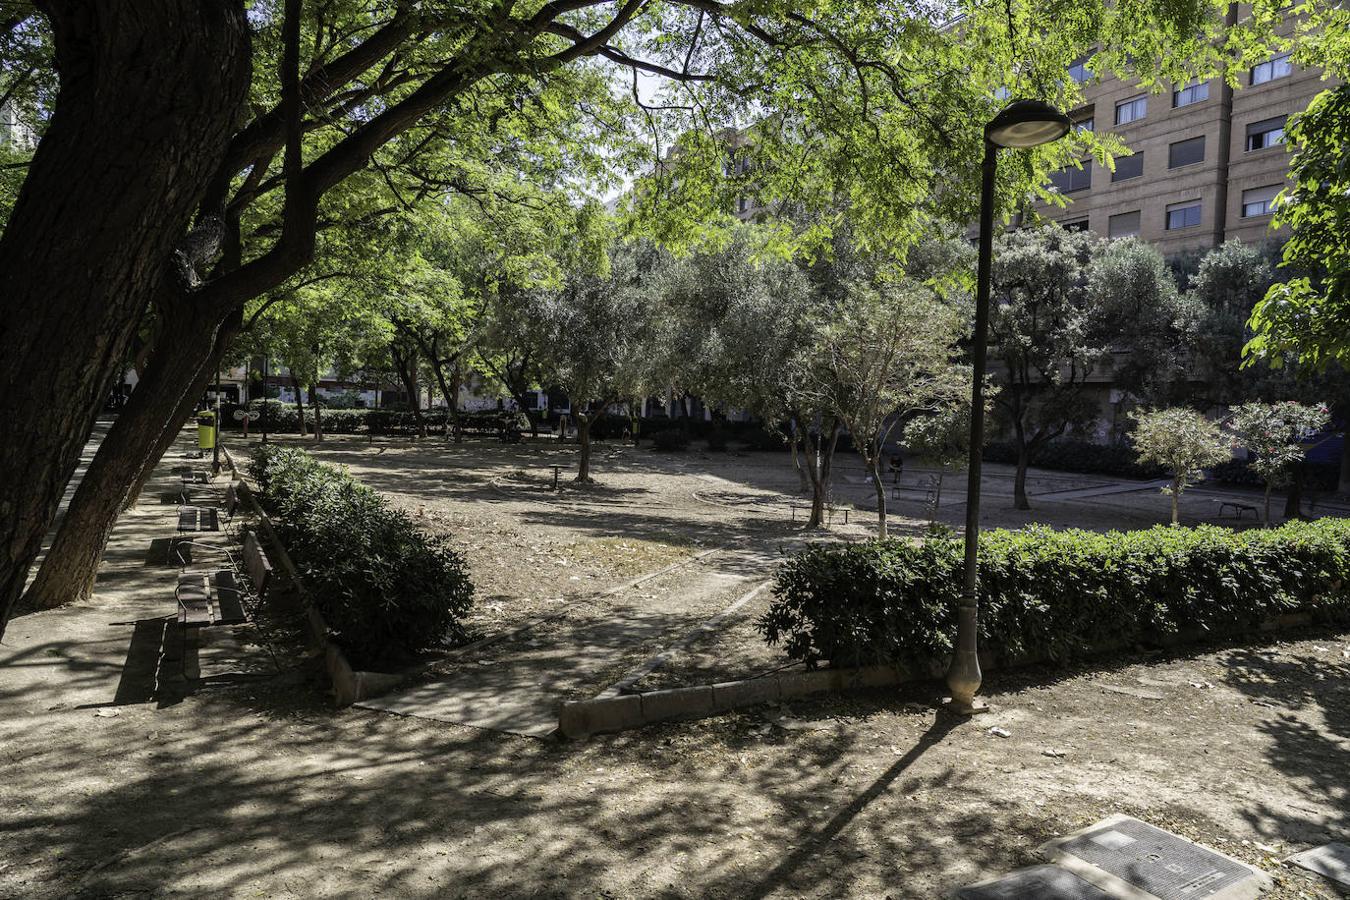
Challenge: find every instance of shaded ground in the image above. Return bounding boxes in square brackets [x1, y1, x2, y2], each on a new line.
[2, 429, 1347, 898]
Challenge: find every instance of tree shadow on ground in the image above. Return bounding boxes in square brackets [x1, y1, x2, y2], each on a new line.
[8, 677, 1048, 899]
[1219, 643, 1350, 847]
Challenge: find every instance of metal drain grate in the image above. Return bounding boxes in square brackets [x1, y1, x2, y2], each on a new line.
[1054, 817, 1258, 899]
[956, 864, 1114, 899]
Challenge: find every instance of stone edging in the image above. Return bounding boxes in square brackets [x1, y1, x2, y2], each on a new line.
[556, 611, 1324, 739]
[558, 664, 910, 739]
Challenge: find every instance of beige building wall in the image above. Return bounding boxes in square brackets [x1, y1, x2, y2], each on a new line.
[1034, 14, 1332, 255]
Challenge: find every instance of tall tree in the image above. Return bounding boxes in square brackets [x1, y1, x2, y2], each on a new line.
[529, 219, 659, 482]
[0, 0, 1304, 633]
[814, 281, 968, 538]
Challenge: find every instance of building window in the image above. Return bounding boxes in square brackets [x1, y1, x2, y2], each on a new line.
[1250, 52, 1293, 85]
[1115, 94, 1147, 125]
[1049, 162, 1092, 194]
[1168, 136, 1206, 168]
[1108, 211, 1141, 238]
[1165, 200, 1202, 230]
[1112, 153, 1144, 182]
[737, 197, 748, 213]
[1241, 184, 1282, 217]
[1074, 116, 1094, 133]
[1062, 218, 1090, 232]
[1172, 79, 1209, 107]
[1245, 116, 1286, 151]
[1068, 54, 1094, 83]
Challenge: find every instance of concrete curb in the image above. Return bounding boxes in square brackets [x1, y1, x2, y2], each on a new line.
[556, 608, 1333, 739]
[558, 663, 910, 739]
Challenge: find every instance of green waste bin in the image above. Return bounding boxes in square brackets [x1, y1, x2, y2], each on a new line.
[197, 411, 216, 451]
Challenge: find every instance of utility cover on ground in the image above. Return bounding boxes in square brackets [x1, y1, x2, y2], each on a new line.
[1039, 815, 1271, 900]
[954, 864, 1113, 899]
[1286, 842, 1350, 888]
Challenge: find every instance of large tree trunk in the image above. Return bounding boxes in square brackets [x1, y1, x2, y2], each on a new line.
[0, 2, 251, 636]
[22, 304, 237, 610]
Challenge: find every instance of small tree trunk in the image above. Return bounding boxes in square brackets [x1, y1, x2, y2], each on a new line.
[869, 453, 887, 539]
[23, 304, 238, 610]
[576, 414, 593, 482]
[1013, 445, 1032, 510]
[933, 471, 944, 522]
[1339, 435, 1350, 495]
[791, 431, 810, 493]
[308, 384, 323, 443]
[1264, 482, 1273, 527]
[1171, 478, 1182, 526]
[290, 374, 307, 436]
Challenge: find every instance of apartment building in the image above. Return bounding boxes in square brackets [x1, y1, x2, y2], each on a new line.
[1038, 38, 1329, 254]
[0, 101, 36, 151]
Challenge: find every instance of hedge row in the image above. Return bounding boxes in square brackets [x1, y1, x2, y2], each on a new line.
[982, 438, 1340, 489]
[248, 446, 475, 667]
[221, 402, 520, 437]
[759, 519, 1350, 671]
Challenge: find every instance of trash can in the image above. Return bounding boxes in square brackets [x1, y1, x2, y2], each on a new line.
[197, 411, 216, 451]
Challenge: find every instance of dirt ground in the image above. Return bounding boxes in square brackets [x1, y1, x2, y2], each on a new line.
[2, 431, 1347, 898]
[281, 432, 1337, 691]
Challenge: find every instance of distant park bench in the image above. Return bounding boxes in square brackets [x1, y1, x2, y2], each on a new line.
[1218, 500, 1260, 521]
[170, 482, 240, 564]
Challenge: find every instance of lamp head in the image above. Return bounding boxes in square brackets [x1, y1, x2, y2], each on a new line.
[985, 99, 1073, 148]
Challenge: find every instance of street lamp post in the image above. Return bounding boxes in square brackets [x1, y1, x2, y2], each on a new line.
[945, 99, 1072, 715]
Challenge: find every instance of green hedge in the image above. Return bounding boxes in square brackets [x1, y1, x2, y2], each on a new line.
[248, 446, 475, 667]
[759, 519, 1350, 671]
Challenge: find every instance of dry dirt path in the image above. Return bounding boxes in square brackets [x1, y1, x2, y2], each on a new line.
[356, 544, 783, 736]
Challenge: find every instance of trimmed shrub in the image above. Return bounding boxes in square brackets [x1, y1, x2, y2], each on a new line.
[760, 519, 1350, 671]
[741, 426, 788, 452]
[651, 428, 691, 452]
[982, 439, 1168, 480]
[248, 446, 474, 667]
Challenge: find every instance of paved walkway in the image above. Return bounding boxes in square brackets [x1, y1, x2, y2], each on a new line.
[357, 545, 783, 736]
[3, 428, 277, 713]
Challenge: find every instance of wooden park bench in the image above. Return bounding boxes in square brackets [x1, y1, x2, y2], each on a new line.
[172, 531, 274, 676]
[175, 530, 272, 627]
[169, 482, 240, 564]
[1219, 500, 1260, 521]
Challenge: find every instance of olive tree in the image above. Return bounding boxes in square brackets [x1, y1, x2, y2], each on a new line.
[1230, 401, 1330, 525]
[815, 281, 968, 538]
[1131, 408, 1231, 525]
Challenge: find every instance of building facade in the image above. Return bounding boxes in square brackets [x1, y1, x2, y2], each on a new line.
[1036, 27, 1330, 254]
